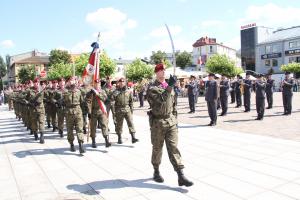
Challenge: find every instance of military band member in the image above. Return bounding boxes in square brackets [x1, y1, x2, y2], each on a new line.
[219, 74, 229, 116]
[112, 77, 138, 144]
[205, 73, 218, 126]
[235, 75, 242, 108]
[186, 75, 197, 113]
[255, 74, 266, 120]
[282, 72, 294, 115]
[266, 74, 275, 109]
[243, 72, 252, 112]
[230, 78, 236, 104]
[146, 63, 193, 187]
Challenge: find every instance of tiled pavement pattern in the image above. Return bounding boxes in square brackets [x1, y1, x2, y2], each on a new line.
[1, 104, 300, 200]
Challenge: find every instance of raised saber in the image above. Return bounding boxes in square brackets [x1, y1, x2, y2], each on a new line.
[165, 24, 176, 75]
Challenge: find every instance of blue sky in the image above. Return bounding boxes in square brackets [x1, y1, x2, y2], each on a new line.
[1, 0, 300, 59]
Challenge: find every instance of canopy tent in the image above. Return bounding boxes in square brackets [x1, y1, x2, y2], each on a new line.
[165, 67, 206, 78]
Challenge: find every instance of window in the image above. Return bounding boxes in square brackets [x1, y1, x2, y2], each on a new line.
[265, 45, 272, 53]
[210, 46, 213, 53]
[272, 59, 278, 67]
[272, 44, 280, 53]
[265, 59, 271, 67]
[297, 57, 300, 63]
[289, 40, 300, 49]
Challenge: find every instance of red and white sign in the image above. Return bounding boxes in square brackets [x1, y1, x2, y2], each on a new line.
[241, 23, 256, 30]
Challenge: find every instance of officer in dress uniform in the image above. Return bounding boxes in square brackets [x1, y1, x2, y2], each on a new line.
[219, 74, 229, 116]
[282, 72, 294, 115]
[205, 73, 218, 126]
[255, 74, 266, 120]
[243, 72, 252, 112]
[266, 74, 275, 109]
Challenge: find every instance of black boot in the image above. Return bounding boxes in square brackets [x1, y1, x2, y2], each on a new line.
[39, 132, 45, 144]
[59, 129, 63, 138]
[79, 142, 86, 154]
[177, 169, 193, 187]
[117, 134, 122, 144]
[33, 131, 39, 141]
[83, 127, 87, 134]
[52, 126, 57, 132]
[91, 137, 97, 148]
[130, 133, 139, 143]
[153, 168, 164, 183]
[29, 130, 33, 135]
[104, 135, 111, 148]
[47, 122, 51, 128]
[70, 142, 76, 152]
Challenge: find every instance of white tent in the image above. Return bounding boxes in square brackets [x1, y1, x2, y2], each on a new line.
[165, 67, 205, 78]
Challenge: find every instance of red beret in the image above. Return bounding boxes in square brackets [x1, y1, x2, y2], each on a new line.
[154, 63, 165, 73]
[52, 80, 58, 83]
[118, 77, 125, 82]
[33, 78, 40, 83]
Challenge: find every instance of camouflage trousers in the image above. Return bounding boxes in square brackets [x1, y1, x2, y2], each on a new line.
[57, 108, 65, 131]
[31, 111, 45, 132]
[90, 113, 108, 138]
[105, 103, 116, 126]
[115, 111, 135, 135]
[150, 121, 184, 171]
[65, 111, 84, 144]
[49, 105, 58, 128]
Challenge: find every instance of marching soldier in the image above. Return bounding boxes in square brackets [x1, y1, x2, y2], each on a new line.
[49, 80, 58, 132]
[243, 72, 252, 112]
[205, 73, 218, 126]
[112, 77, 138, 144]
[103, 77, 117, 131]
[266, 74, 275, 109]
[53, 78, 67, 138]
[255, 74, 266, 120]
[229, 78, 236, 104]
[146, 63, 193, 187]
[63, 76, 85, 154]
[80, 81, 91, 135]
[44, 81, 53, 128]
[219, 74, 229, 116]
[87, 79, 111, 148]
[282, 72, 294, 115]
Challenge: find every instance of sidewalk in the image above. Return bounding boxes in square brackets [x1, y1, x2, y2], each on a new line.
[1, 105, 300, 200]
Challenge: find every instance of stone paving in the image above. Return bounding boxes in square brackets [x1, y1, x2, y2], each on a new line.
[134, 92, 300, 141]
[1, 100, 300, 200]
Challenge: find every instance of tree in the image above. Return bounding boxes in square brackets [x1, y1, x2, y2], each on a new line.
[17, 65, 35, 83]
[47, 63, 73, 80]
[49, 49, 71, 66]
[176, 51, 192, 69]
[150, 50, 167, 64]
[0, 56, 7, 79]
[281, 62, 300, 73]
[126, 59, 154, 82]
[5, 55, 10, 73]
[206, 54, 242, 77]
[75, 51, 116, 78]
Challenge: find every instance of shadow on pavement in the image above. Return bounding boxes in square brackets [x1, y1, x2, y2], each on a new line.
[178, 124, 207, 128]
[223, 119, 256, 123]
[66, 178, 188, 195]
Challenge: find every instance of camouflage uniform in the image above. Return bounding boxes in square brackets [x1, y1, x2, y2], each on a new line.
[44, 87, 52, 128]
[87, 88, 111, 148]
[63, 85, 85, 153]
[29, 88, 45, 143]
[80, 86, 90, 134]
[112, 86, 138, 144]
[48, 88, 58, 131]
[53, 88, 68, 137]
[104, 86, 117, 129]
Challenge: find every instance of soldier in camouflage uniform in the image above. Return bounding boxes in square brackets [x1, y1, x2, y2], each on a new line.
[80, 81, 91, 135]
[103, 77, 117, 131]
[44, 81, 53, 128]
[146, 63, 193, 187]
[63, 76, 85, 154]
[53, 78, 67, 138]
[49, 80, 58, 132]
[29, 78, 46, 143]
[86, 79, 111, 148]
[111, 77, 138, 144]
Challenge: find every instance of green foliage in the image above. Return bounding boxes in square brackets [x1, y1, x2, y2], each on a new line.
[47, 63, 73, 80]
[74, 52, 116, 78]
[176, 51, 192, 69]
[17, 65, 35, 83]
[206, 54, 242, 77]
[0, 56, 7, 79]
[281, 62, 300, 73]
[150, 51, 167, 64]
[49, 49, 71, 66]
[126, 59, 154, 82]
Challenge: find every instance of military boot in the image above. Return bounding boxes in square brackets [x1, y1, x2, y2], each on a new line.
[91, 137, 97, 148]
[117, 134, 122, 144]
[70, 142, 76, 152]
[177, 169, 193, 187]
[104, 136, 111, 147]
[78, 142, 86, 154]
[33, 131, 39, 141]
[47, 121, 51, 128]
[39, 132, 45, 144]
[153, 168, 164, 183]
[52, 126, 57, 132]
[130, 132, 139, 143]
[83, 127, 87, 134]
[29, 130, 33, 135]
[59, 129, 63, 138]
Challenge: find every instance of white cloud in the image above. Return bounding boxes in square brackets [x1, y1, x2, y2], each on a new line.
[223, 36, 241, 50]
[240, 3, 300, 28]
[150, 38, 193, 53]
[70, 40, 92, 53]
[149, 25, 182, 38]
[1, 40, 15, 48]
[125, 19, 137, 29]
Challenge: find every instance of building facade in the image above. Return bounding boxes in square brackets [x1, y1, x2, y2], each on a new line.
[255, 26, 300, 74]
[8, 50, 49, 84]
[192, 36, 240, 72]
[240, 23, 272, 72]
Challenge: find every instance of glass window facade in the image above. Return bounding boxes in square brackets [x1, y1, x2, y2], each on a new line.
[241, 28, 256, 71]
